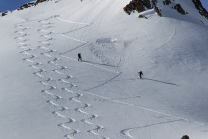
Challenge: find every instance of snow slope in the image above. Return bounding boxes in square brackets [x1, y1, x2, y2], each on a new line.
[1, 0, 208, 139]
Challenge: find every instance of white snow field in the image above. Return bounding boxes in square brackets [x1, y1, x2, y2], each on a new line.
[1, 0, 208, 139]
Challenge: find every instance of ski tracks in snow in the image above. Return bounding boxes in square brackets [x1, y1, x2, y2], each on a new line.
[14, 15, 207, 139]
[15, 18, 109, 139]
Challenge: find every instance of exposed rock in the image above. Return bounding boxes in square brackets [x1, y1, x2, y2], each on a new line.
[1, 11, 8, 17]
[1, 12, 6, 17]
[123, 0, 152, 15]
[35, 0, 48, 5]
[192, 0, 208, 19]
[123, 0, 163, 17]
[163, 0, 171, 5]
[155, 6, 162, 17]
[138, 15, 144, 18]
[152, 0, 157, 7]
[174, 3, 186, 15]
[1, 0, 48, 17]
[181, 135, 189, 139]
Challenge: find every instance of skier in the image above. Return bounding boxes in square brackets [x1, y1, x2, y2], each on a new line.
[138, 71, 143, 79]
[78, 53, 82, 61]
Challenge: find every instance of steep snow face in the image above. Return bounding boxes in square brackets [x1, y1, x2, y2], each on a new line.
[160, 0, 208, 22]
[1, 0, 208, 139]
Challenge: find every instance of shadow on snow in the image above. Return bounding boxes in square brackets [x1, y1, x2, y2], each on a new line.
[143, 78, 179, 86]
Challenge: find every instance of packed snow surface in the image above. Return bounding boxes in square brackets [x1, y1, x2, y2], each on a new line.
[1, 0, 208, 139]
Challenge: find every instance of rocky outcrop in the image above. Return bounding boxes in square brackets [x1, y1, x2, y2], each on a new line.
[163, 0, 171, 5]
[123, 0, 162, 17]
[181, 135, 189, 139]
[123, 0, 152, 15]
[35, 0, 49, 5]
[18, 2, 36, 11]
[1, 11, 8, 17]
[1, 0, 51, 17]
[174, 4, 186, 15]
[192, 0, 208, 19]
[155, 6, 162, 17]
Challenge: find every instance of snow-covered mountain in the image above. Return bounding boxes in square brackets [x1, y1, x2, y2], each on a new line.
[1, 0, 208, 139]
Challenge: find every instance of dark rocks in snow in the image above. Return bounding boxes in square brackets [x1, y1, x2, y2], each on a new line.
[18, 0, 52, 10]
[181, 135, 189, 139]
[155, 6, 162, 17]
[123, 0, 162, 17]
[35, 0, 49, 5]
[20, 4, 30, 9]
[192, 0, 208, 19]
[123, 0, 152, 15]
[17, 2, 36, 11]
[152, 0, 157, 7]
[1, 11, 8, 17]
[1, 0, 51, 17]
[138, 15, 148, 19]
[174, 4, 186, 15]
[123, 0, 191, 18]
[163, 0, 171, 5]
[161, 0, 188, 16]
[138, 15, 144, 18]
[143, 0, 152, 9]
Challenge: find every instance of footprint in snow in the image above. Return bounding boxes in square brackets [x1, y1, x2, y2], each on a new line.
[29, 65, 40, 70]
[33, 62, 42, 66]
[23, 58, 35, 63]
[14, 31, 23, 34]
[17, 39, 29, 43]
[39, 41, 53, 46]
[20, 48, 34, 53]
[59, 79, 70, 84]
[38, 46, 50, 50]
[52, 69, 63, 75]
[43, 26, 54, 29]
[14, 37, 24, 40]
[41, 53, 53, 58]
[61, 88, 74, 93]
[28, 55, 37, 59]
[20, 33, 30, 37]
[65, 75, 73, 79]
[64, 130, 80, 137]
[33, 72, 44, 78]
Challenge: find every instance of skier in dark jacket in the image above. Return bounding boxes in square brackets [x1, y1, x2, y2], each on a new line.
[138, 71, 143, 79]
[78, 53, 82, 61]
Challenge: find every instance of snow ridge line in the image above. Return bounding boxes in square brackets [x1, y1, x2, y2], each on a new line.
[81, 90, 204, 126]
[61, 55, 120, 74]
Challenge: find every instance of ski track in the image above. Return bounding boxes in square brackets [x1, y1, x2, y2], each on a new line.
[121, 119, 183, 138]
[15, 18, 109, 139]
[61, 55, 120, 74]
[54, 15, 92, 25]
[14, 14, 207, 139]
[54, 14, 90, 44]
[58, 33, 88, 44]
